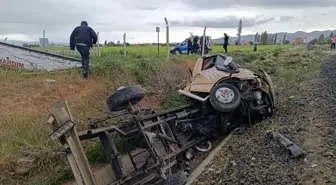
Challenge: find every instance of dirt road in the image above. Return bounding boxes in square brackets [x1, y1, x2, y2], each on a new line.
[192, 51, 336, 185]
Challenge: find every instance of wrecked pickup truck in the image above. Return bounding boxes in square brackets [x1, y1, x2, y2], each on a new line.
[179, 53, 275, 131]
[47, 53, 275, 185]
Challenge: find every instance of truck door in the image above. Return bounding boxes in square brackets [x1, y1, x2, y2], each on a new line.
[180, 40, 188, 54]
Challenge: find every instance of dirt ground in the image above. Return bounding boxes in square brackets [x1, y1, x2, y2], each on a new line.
[192, 51, 336, 185]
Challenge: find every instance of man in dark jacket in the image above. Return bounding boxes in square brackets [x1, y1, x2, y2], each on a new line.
[223, 33, 229, 53]
[193, 36, 199, 53]
[187, 38, 192, 55]
[70, 21, 97, 80]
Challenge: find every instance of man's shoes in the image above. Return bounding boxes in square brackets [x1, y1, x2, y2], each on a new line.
[83, 72, 89, 80]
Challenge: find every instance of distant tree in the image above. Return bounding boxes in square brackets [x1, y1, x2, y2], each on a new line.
[125, 42, 131, 46]
[282, 33, 287, 44]
[308, 38, 317, 45]
[317, 34, 326, 44]
[284, 40, 290, 45]
[106, 41, 117, 46]
[260, 31, 268, 45]
[273, 33, 278, 45]
[270, 34, 274, 45]
[269, 34, 273, 44]
[329, 32, 334, 39]
[117, 41, 120, 45]
[104, 40, 108, 46]
[326, 32, 334, 43]
[254, 32, 260, 42]
[257, 34, 261, 42]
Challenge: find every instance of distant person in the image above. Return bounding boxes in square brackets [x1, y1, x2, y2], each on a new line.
[193, 36, 199, 53]
[205, 37, 209, 54]
[187, 38, 192, 55]
[70, 21, 97, 80]
[331, 36, 336, 49]
[223, 33, 229, 53]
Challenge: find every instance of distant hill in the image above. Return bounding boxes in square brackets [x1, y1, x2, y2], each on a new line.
[212, 30, 336, 44]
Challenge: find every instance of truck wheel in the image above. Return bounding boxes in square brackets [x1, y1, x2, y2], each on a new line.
[174, 49, 181, 55]
[106, 85, 145, 112]
[210, 83, 241, 112]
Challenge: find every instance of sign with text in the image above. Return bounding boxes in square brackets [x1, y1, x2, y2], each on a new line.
[0, 42, 81, 71]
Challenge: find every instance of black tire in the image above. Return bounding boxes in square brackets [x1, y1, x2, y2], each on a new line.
[174, 49, 181, 55]
[106, 85, 145, 112]
[161, 170, 187, 185]
[209, 83, 241, 112]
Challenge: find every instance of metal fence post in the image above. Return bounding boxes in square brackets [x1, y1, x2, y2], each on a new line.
[97, 31, 101, 57]
[123, 33, 126, 57]
[237, 19, 242, 45]
[164, 17, 169, 61]
[43, 30, 45, 48]
[156, 27, 160, 55]
[202, 26, 207, 56]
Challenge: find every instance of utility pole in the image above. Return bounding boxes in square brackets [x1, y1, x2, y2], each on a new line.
[123, 33, 126, 57]
[97, 31, 101, 57]
[164, 17, 169, 61]
[202, 26, 207, 56]
[156, 27, 160, 55]
[43, 30, 45, 48]
[237, 19, 242, 45]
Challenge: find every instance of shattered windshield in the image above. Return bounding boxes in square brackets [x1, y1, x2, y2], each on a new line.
[215, 55, 234, 68]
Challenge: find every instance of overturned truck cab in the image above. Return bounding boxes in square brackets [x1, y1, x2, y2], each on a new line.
[178, 53, 275, 129]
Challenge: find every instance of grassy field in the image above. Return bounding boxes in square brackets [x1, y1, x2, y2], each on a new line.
[33, 44, 294, 56]
[0, 44, 323, 185]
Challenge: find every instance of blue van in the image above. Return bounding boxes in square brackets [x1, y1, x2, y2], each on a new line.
[170, 36, 212, 55]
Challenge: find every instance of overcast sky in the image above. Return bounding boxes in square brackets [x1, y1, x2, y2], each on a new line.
[1, 0, 336, 44]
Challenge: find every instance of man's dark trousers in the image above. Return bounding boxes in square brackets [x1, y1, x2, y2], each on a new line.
[76, 44, 90, 78]
[331, 43, 336, 49]
[188, 47, 192, 54]
[223, 44, 228, 53]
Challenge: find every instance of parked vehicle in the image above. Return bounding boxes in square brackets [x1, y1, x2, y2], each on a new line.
[170, 36, 212, 55]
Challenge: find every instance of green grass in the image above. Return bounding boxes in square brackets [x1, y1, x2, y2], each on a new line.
[32, 44, 293, 56]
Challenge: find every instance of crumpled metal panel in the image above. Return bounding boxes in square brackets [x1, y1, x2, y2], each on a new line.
[0, 42, 81, 71]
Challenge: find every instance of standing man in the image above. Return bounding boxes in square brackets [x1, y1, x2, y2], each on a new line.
[70, 21, 97, 80]
[199, 36, 203, 54]
[187, 38, 192, 55]
[193, 36, 199, 53]
[223, 33, 229, 53]
[205, 37, 209, 54]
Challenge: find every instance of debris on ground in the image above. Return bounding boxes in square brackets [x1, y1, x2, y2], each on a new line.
[15, 156, 37, 175]
[268, 131, 306, 159]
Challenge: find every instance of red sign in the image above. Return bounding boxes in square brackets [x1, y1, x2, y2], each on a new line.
[0, 58, 24, 69]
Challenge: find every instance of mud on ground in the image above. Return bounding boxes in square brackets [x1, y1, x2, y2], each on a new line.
[192, 51, 336, 185]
